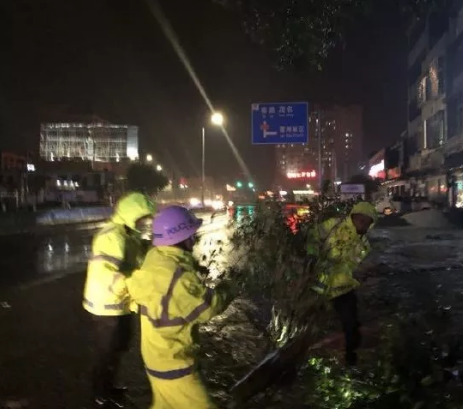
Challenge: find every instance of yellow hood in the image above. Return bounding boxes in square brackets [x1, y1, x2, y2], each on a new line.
[350, 201, 378, 226]
[111, 192, 156, 231]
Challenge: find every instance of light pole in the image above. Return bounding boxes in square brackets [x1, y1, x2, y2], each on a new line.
[201, 112, 224, 206]
[316, 113, 323, 193]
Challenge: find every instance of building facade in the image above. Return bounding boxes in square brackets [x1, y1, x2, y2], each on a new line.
[404, 1, 463, 206]
[1, 151, 27, 171]
[40, 121, 139, 162]
[275, 103, 363, 190]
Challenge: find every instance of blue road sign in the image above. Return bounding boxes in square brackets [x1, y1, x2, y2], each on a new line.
[251, 102, 309, 145]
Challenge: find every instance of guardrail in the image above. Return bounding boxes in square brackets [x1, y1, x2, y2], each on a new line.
[35, 207, 112, 226]
[0, 207, 112, 236]
[0, 206, 232, 236]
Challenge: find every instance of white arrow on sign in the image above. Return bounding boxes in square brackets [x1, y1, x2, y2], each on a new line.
[260, 121, 277, 138]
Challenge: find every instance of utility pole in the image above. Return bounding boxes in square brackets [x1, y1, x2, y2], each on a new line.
[317, 112, 323, 192]
[201, 126, 206, 207]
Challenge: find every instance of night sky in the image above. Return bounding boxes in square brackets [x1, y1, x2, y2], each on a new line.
[0, 0, 408, 186]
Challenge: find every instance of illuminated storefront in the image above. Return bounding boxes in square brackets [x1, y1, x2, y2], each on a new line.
[369, 160, 386, 179]
[454, 178, 463, 208]
[444, 152, 463, 208]
[286, 171, 317, 179]
[368, 149, 386, 180]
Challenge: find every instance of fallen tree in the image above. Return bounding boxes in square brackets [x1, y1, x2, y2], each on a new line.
[198, 200, 463, 408]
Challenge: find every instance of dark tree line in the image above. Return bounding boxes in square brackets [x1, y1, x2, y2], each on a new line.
[213, 0, 444, 69]
[126, 163, 169, 196]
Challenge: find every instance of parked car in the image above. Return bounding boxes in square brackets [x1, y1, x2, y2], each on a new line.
[375, 195, 433, 215]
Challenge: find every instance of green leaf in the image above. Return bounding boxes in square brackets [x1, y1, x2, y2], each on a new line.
[420, 375, 434, 386]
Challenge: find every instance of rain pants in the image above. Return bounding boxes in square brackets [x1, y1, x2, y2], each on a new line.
[307, 201, 377, 299]
[83, 192, 155, 316]
[127, 246, 231, 409]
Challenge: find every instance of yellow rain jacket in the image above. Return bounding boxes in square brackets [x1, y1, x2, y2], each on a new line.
[127, 246, 231, 409]
[83, 192, 155, 316]
[308, 202, 377, 299]
[127, 245, 230, 376]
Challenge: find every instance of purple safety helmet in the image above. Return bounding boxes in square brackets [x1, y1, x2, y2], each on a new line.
[153, 205, 203, 246]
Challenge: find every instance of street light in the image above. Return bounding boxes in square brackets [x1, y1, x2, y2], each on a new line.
[202, 111, 225, 206]
[211, 112, 224, 126]
[156, 164, 162, 172]
[248, 182, 254, 188]
[146, 154, 153, 162]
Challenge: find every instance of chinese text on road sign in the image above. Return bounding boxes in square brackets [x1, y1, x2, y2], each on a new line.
[251, 102, 309, 145]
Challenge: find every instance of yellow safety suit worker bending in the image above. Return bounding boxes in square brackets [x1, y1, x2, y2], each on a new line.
[307, 201, 377, 365]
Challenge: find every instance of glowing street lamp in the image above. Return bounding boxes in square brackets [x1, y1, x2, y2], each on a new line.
[211, 112, 224, 126]
[146, 154, 153, 162]
[156, 164, 163, 172]
[202, 111, 225, 206]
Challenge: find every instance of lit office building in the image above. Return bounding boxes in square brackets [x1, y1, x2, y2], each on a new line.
[40, 121, 139, 162]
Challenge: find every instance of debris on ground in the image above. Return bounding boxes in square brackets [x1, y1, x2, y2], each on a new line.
[403, 209, 455, 229]
[1, 399, 29, 409]
[1, 301, 11, 309]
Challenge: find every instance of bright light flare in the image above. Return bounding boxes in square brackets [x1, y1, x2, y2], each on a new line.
[156, 164, 163, 171]
[146, 154, 153, 162]
[144, 0, 251, 179]
[212, 200, 224, 210]
[189, 197, 201, 207]
[211, 112, 224, 126]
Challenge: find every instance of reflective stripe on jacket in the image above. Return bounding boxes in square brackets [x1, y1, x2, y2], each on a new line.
[127, 246, 230, 379]
[83, 223, 144, 315]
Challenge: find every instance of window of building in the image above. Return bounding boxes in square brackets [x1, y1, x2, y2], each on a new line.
[455, 41, 463, 80]
[457, 104, 463, 135]
[456, 8, 463, 37]
[417, 77, 426, 104]
[409, 97, 421, 121]
[425, 75, 433, 100]
[425, 110, 446, 149]
[437, 56, 445, 95]
[429, 11, 448, 49]
[409, 19, 426, 51]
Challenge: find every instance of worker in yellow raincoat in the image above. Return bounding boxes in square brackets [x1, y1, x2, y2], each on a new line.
[307, 201, 377, 366]
[127, 205, 235, 409]
[83, 192, 155, 408]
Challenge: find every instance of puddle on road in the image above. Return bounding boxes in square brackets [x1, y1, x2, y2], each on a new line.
[37, 239, 90, 275]
[0, 231, 95, 289]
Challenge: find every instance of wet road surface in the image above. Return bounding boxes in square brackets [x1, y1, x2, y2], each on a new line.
[1, 215, 463, 408]
[0, 211, 229, 293]
[0, 227, 98, 291]
[0, 211, 230, 408]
